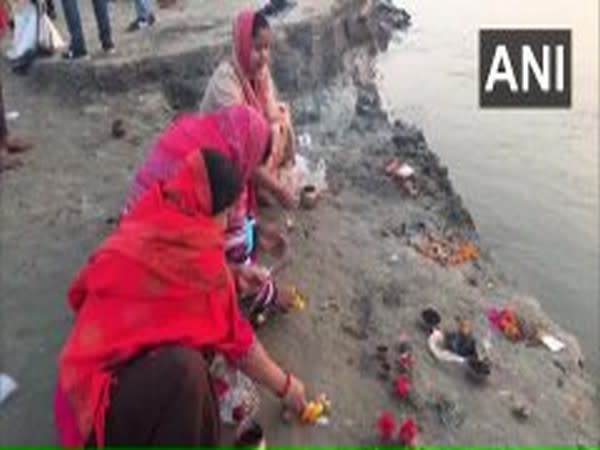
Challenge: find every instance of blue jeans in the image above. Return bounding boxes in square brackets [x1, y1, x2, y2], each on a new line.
[134, 0, 153, 20]
[61, 0, 112, 54]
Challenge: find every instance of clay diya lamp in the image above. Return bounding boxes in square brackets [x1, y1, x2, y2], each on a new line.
[376, 344, 389, 357]
[375, 345, 392, 380]
[466, 357, 491, 383]
[235, 421, 266, 449]
[420, 307, 441, 333]
[300, 185, 320, 209]
[111, 119, 126, 139]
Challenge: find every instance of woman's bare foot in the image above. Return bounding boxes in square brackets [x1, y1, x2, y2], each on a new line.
[0, 157, 23, 173]
[0, 135, 32, 154]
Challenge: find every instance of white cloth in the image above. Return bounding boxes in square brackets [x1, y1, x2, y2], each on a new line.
[254, 0, 271, 9]
[39, 12, 65, 52]
[6, 1, 65, 61]
[428, 329, 466, 364]
[210, 355, 260, 429]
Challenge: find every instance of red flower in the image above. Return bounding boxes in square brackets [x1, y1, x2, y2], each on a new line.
[394, 375, 411, 399]
[398, 417, 418, 446]
[232, 405, 245, 423]
[399, 352, 413, 370]
[376, 411, 396, 442]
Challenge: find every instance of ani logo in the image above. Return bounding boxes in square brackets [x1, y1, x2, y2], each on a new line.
[479, 29, 571, 108]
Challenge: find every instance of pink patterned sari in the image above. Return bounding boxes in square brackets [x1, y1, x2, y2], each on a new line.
[122, 105, 270, 235]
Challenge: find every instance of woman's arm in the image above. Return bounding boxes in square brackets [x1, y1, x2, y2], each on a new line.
[228, 263, 269, 296]
[264, 71, 282, 122]
[239, 339, 307, 413]
[253, 166, 295, 209]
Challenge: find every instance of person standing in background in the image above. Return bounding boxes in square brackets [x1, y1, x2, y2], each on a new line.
[0, 0, 31, 161]
[60, 0, 114, 59]
[126, 0, 155, 32]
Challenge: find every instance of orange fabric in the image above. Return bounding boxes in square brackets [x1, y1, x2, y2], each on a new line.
[58, 151, 254, 446]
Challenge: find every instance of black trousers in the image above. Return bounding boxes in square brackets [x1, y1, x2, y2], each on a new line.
[0, 77, 7, 140]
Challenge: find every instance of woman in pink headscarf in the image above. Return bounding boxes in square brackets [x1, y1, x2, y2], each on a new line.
[122, 105, 294, 314]
[123, 105, 268, 221]
[200, 8, 296, 205]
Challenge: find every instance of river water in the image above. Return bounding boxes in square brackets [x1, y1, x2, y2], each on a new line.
[378, 0, 599, 372]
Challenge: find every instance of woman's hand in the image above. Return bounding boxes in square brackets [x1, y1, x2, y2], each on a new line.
[257, 222, 288, 259]
[276, 186, 297, 210]
[274, 284, 296, 312]
[277, 103, 290, 121]
[275, 104, 297, 166]
[239, 341, 307, 416]
[283, 374, 307, 414]
[254, 167, 296, 210]
[233, 264, 269, 296]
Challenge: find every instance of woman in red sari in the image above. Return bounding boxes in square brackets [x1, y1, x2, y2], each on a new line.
[55, 149, 307, 447]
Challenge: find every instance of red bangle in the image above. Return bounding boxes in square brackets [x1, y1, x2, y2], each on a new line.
[277, 371, 292, 399]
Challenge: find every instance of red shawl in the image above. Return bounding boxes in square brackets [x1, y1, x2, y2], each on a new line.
[58, 151, 254, 446]
[0, 2, 9, 37]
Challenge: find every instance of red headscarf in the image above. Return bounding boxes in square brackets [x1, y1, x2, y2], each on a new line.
[123, 105, 270, 219]
[0, 2, 9, 37]
[232, 9, 270, 113]
[58, 151, 254, 446]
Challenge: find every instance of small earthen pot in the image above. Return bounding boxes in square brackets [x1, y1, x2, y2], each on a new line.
[111, 119, 126, 139]
[466, 357, 491, 383]
[420, 307, 441, 332]
[235, 421, 266, 449]
[300, 185, 320, 209]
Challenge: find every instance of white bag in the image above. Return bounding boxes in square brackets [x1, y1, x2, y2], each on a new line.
[6, 1, 65, 61]
[38, 13, 65, 52]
